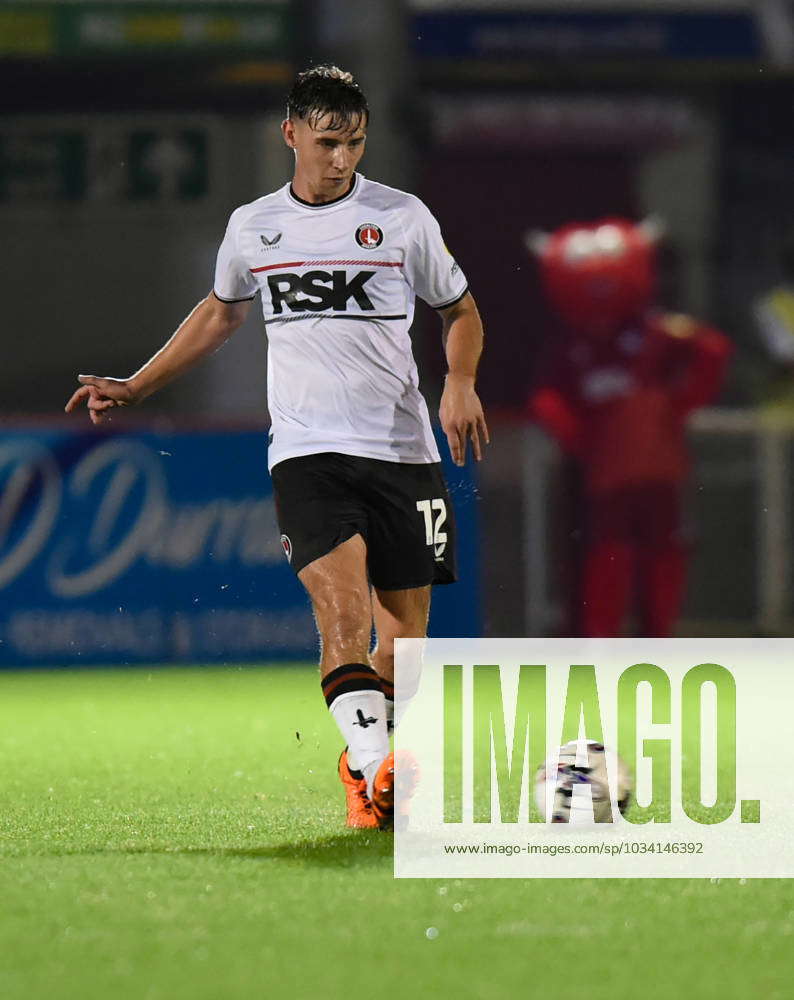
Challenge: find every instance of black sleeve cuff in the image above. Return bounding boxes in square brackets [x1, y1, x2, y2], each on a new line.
[213, 289, 257, 304]
[431, 285, 469, 311]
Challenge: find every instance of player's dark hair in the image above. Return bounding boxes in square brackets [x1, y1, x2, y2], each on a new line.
[286, 65, 369, 132]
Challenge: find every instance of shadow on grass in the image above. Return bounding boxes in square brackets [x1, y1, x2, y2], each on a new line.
[181, 832, 393, 868]
[39, 832, 393, 869]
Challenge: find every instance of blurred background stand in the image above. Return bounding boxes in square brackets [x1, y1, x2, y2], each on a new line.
[312, 0, 414, 192]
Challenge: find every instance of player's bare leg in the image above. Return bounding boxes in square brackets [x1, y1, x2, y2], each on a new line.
[371, 585, 431, 731]
[299, 533, 373, 674]
[298, 534, 388, 827]
[369, 585, 429, 827]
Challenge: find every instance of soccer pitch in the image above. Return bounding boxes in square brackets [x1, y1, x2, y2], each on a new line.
[0, 667, 790, 1000]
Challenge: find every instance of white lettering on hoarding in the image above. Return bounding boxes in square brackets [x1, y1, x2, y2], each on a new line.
[0, 438, 283, 595]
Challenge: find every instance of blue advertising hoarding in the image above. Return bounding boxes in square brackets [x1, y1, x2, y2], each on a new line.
[0, 426, 480, 667]
[415, 10, 762, 61]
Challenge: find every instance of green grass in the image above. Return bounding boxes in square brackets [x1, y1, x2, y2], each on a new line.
[0, 666, 791, 1000]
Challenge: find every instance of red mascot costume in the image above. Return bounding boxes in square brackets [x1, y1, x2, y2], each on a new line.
[527, 218, 732, 637]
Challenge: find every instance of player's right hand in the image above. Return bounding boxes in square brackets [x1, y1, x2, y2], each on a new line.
[64, 375, 136, 425]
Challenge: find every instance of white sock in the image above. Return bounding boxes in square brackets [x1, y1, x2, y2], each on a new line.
[323, 663, 390, 786]
[384, 694, 416, 731]
[392, 695, 413, 730]
[331, 691, 390, 797]
[361, 759, 382, 800]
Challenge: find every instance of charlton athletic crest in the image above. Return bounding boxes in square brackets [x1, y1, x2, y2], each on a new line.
[280, 534, 292, 563]
[355, 223, 383, 249]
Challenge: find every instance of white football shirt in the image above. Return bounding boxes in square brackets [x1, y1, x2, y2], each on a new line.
[213, 173, 468, 470]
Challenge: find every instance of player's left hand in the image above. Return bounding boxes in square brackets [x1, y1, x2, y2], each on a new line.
[64, 374, 136, 426]
[440, 374, 490, 466]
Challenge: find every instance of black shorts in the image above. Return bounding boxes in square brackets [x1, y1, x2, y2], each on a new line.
[271, 452, 457, 590]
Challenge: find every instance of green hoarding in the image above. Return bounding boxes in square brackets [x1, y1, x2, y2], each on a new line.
[0, 2, 291, 57]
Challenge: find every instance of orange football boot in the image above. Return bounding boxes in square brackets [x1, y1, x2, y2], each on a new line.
[370, 752, 395, 830]
[338, 749, 377, 829]
[371, 750, 420, 832]
[394, 750, 420, 832]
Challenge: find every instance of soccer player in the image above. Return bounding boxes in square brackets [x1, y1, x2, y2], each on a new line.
[65, 66, 488, 830]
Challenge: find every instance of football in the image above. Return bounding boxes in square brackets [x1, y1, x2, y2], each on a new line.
[535, 739, 632, 824]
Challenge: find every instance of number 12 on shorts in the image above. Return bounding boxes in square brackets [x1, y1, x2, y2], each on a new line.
[416, 498, 448, 558]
